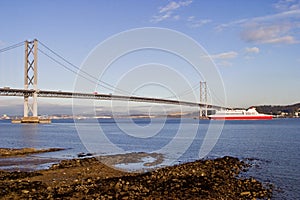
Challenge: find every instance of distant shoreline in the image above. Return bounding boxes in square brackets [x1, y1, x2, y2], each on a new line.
[1, 115, 299, 121]
[1, 102, 299, 120]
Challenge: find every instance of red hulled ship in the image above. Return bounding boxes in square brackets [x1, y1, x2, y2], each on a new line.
[208, 107, 273, 120]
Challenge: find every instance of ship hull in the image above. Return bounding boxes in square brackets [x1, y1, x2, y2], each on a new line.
[209, 115, 273, 120]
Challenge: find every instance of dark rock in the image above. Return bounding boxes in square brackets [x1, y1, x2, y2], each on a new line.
[0, 156, 273, 199]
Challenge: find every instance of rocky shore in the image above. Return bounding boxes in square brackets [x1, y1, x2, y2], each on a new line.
[0, 154, 272, 199]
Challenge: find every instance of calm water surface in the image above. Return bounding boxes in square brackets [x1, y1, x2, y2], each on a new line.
[0, 118, 299, 199]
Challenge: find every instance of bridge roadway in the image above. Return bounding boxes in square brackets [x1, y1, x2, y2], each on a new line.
[0, 88, 225, 109]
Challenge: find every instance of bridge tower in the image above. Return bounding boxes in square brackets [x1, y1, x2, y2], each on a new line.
[199, 81, 208, 119]
[21, 39, 39, 122]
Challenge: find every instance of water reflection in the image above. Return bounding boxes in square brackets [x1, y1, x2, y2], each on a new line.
[20, 124, 39, 147]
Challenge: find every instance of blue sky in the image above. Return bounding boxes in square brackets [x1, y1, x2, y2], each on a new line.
[0, 0, 300, 113]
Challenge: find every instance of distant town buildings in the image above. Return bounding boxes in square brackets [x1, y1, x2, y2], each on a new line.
[294, 108, 300, 118]
[273, 108, 300, 118]
[0, 114, 10, 120]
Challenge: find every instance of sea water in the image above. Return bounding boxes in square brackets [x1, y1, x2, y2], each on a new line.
[0, 118, 299, 199]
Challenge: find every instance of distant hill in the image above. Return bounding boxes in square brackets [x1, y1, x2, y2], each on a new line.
[254, 103, 300, 116]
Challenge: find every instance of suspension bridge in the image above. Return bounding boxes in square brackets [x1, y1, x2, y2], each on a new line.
[0, 39, 226, 123]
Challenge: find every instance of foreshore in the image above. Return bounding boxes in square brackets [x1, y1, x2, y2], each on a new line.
[0, 147, 64, 157]
[0, 148, 273, 199]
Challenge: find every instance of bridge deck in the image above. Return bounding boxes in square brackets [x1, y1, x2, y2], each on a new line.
[0, 88, 225, 109]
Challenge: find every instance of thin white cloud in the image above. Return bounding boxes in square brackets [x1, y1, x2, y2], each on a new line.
[253, 9, 300, 22]
[243, 47, 260, 59]
[211, 48, 259, 62]
[241, 23, 299, 44]
[273, 0, 300, 11]
[159, 1, 180, 13]
[245, 47, 260, 54]
[263, 35, 297, 44]
[151, 12, 173, 23]
[151, 0, 193, 23]
[173, 15, 180, 20]
[217, 9, 300, 31]
[217, 60, 233, 67]
[187, 16, 195, 21]
[187, 16, 211, 28]
[214, 48, 260, 65]
[216, 0, 300, 45]
[179, 0, 193, 6]
[202, 51, 238, 67]
[210, 51, 238, 59]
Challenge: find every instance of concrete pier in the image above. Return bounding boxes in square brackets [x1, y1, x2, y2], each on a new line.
[11, 117, 51, 124]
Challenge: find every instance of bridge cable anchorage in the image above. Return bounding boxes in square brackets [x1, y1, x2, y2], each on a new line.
[0, 41, 24, 53]
[38, 41, 132, 95]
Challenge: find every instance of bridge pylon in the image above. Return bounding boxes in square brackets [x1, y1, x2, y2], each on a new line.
[14, 39, 50, 123]
[199, 81, 208, 119]
[24, 40, 38, 119]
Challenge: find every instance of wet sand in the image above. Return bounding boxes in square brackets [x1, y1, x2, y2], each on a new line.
[0, 148, 65, 172]
[0, 148, 273, 199]
[0, 148, 64, 158]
